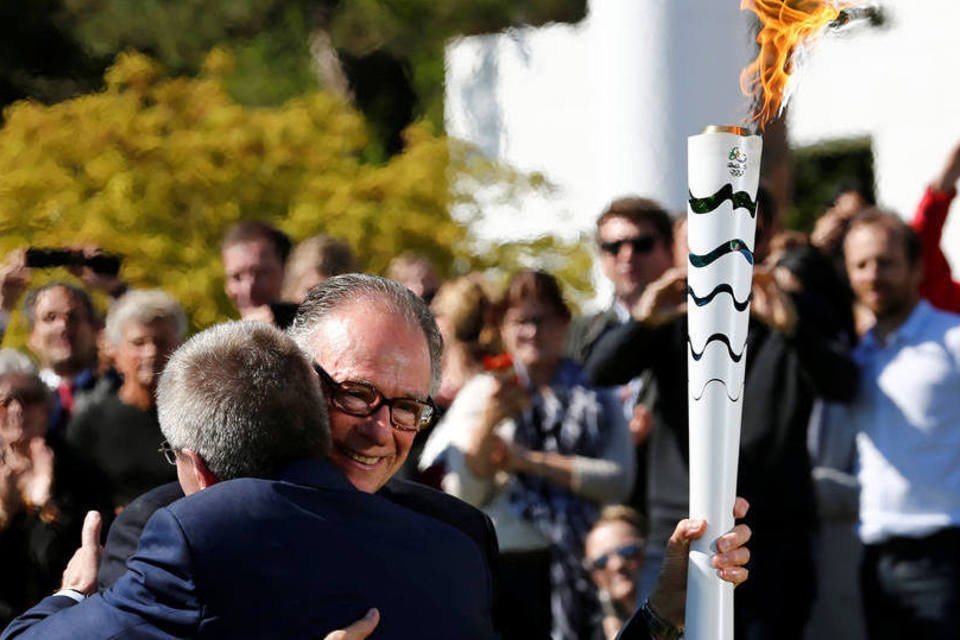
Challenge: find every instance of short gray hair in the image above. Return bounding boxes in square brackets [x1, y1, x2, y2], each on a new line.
[0, 348, 38, 376]
[157, 321, 330, 481]
[105, 289, 187, 346]
[287, 273, 443, 393]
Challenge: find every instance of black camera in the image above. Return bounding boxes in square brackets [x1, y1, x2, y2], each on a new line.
[25, 248, 122, 277]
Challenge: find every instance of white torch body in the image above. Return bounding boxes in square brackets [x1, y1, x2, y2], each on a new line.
[684, 127, 763, 640]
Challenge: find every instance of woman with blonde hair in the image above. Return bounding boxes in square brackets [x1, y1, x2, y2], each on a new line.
[429, 273, 499, 409]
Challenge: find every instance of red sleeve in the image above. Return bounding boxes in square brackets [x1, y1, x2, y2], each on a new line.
[911, 186, 960, 313]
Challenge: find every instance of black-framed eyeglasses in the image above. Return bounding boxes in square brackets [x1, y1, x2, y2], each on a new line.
[599, 235, 658, 257]
[585, 542, 643, 571]
[158, 440, 178, 466]
[312, 362, 436, 433]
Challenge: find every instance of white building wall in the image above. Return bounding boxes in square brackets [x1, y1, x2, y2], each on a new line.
[788, 1, 960, 270]
[446, 1, 960, 275]
[445, 0, 753, 245]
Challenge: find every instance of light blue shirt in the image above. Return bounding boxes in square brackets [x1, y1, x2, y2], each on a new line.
[848, 300, 960, 544]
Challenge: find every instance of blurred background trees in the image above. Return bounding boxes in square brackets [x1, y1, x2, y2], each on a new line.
[0, 0, 593, 341]
[2, 0, 587, 155]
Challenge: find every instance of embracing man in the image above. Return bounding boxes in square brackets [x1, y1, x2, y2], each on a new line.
[4, 274, 750, 639]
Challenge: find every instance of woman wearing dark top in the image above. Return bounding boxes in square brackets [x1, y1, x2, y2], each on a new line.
[67, 290, 184, 511]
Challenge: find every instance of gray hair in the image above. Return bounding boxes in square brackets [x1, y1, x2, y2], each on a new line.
[105, 289, 187, 346]
[287, 273, 443, 393]
[0, 351, 49, 409]
[157, 321, 330, 481]
[0, 348, 38, 376]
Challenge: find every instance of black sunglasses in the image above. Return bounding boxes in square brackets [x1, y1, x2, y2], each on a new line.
[313, 362, 436, 433]
[585, 542, 643, 571]
[599, 235, 658, 256]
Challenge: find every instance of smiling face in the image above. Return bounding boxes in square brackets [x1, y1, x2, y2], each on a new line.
[27, 286, 98, 376]
[304, 301, 431, 493]
[113, 317, 181, 395]
[585, 519, 645, 612]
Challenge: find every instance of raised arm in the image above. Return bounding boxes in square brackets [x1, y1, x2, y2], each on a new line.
[586, 269, 686, 387]
[912, 141, 960, 313]
[617, 498, 752, 640]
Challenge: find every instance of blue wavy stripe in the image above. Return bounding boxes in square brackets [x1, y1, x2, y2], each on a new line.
[691, 378, 743, 402]
[688, 184, 758, 216]
[688, 239, 753, 268]
[687, 333, 746, 362]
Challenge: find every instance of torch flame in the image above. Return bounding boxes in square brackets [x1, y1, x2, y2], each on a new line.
[740, 0, 854, 129]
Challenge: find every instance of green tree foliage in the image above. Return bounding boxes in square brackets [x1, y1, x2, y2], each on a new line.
[3, 1, 587, 151]
[67, 0, 320, 107]
[0, 1, 106, 109]
[327, 0, 588, 127]
[0, 52, 590, 343]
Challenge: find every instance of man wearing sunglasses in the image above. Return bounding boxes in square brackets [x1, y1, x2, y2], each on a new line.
[584, 506, 647, 640]
[6, 274, 751, 640]
[568, 196, 675, 366]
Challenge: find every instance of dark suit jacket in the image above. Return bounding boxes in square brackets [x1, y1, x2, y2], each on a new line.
[98, 477, 499, 591]
[97, 481, 186, 590]
[2, 460, 496, 639]
[566, 306, 622, 365]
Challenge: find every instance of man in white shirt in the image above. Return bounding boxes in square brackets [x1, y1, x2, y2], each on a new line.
[842, 209, 960, 639]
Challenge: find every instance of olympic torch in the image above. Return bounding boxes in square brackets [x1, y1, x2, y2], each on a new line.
[684, 125, 762, 640]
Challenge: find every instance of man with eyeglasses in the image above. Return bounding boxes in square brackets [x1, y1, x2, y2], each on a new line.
[566, 197, 676, 606]
[586, 191, 860, 639]
[7, 274, 751, 640]
[93, 274, 497, 586]
[2, 319, 498, 639]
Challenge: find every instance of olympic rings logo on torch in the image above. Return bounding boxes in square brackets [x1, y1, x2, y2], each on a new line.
[727, 147, 748, 177]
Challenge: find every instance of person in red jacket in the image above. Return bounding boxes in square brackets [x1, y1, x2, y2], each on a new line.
[911, 141, 960, 313]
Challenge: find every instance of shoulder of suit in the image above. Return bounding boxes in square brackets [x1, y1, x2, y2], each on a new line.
[381, 479, 493, 533]
[127, 482, 185, 513]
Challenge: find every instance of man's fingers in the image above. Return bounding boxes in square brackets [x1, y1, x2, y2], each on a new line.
[668, 518, 706, 549]
[61, 512, 104, 594]
[713, 545, 751, 569]
[324, 609, 380, 640]
[716, 566, 749, 585]
[733, 496, 750, 519]
[81, 511, 102, 548]
[715, 523, 752, 553]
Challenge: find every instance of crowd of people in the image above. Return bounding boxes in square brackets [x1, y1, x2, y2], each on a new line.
[0, 139, 958, 639]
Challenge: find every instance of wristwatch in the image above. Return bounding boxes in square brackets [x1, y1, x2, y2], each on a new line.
[640, 599, 683, 640]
